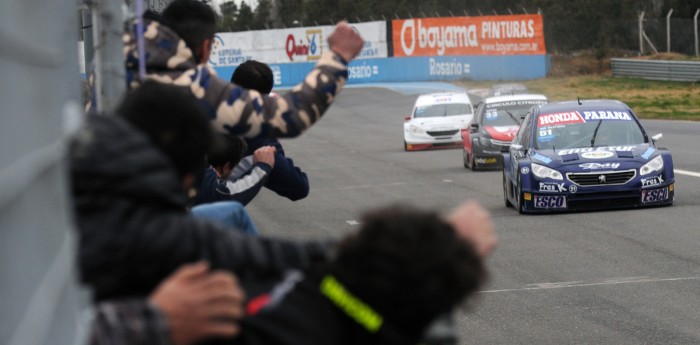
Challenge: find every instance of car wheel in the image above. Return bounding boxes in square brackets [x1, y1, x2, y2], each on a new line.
[404, 141, 408, 151]
[462, 149, 469, 168]
[503, 170, 513, 207]
[517, 174, 526, 214]
[470, 153, 479, 171]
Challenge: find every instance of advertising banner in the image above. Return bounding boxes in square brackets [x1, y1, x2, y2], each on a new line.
[209, 21, 388, 67]
[391, 14, 545, 57]
[212, 54, 549, 88]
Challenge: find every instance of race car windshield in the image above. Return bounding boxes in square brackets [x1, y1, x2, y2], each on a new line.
[482, 104, 539, 126]
[414, 103, 472, 118]
[535, 117, 645, 150]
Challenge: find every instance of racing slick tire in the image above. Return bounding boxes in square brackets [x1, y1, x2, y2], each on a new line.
[516, 174, 526, 214]
[503, 170, 513, 208]
[463, 149, 469, 168]
[404, 141, 408, 151]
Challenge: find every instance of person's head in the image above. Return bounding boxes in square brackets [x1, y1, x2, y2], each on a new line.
[117, 80, 212, 189]
[162, 0, 217, 64]
[330, 204, 486, 340]
[207, 134, 248, 178]
[230, 60, 274, 95]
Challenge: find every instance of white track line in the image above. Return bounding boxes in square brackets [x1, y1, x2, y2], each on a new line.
[480, 276, 700, 293]
[675, 169, 700, 178]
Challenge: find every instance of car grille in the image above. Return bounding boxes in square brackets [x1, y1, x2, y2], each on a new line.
[427, 129, 459, 137]
[567, 191, 641, 210]
[567, 169, 636, 186]
[490, 139, 511, 146]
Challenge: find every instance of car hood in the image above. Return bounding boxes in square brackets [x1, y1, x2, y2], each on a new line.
[483, 125, 519, 141]
[529, 143, 658, 170]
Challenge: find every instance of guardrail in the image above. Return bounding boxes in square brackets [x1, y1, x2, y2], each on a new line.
[611, 58, 700, 82]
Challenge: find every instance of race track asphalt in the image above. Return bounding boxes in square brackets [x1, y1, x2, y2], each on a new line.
[247, 85, 700, 345]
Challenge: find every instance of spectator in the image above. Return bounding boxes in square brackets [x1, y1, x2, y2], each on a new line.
[234, 202, 496, 345]
[230, 60, 310, 202]
[71, 81, 330, 302]
[121, 0, 364, 140]
[90, 262, 244, 345]
[72, 82, 497, 344]
[194, 134, 276, 206]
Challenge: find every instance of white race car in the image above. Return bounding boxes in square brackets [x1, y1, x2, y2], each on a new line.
[403, 92, 474, 151]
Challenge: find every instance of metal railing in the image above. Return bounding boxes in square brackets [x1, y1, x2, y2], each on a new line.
[611, 58, 700, 82]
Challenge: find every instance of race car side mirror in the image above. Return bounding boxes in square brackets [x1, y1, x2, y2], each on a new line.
[404, 116, 411, 121]
[651, 133, 663, 143]
[469, 123, 479, 133]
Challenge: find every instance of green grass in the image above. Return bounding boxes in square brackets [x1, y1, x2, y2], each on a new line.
[458, 76, 700, 121]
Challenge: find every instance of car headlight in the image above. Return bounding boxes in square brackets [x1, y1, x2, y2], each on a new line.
[640, 155, 664, 176]
[410, 125, 425, 135]
[531, 163, 563, 180]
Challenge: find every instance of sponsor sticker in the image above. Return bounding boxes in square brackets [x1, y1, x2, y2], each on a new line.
[538, 134, 555, 143]
[579, 162, 621, 170]
[568, 185, 577, 193]
[475, 157, 498, 164]
[641, 147, 655, 160]
[641, 187, 669, 203]
[559, 146, 635, 155]
[534, 195, 567, 208]
[521, 167, 530, 174]
[641, 175, 664, 188]
[581, 111, 632, 121]
[537, 111, 586, 127]
[539, 182, 566, 193]
[581, 151, 614, 159]
[532, 153, 553, 164]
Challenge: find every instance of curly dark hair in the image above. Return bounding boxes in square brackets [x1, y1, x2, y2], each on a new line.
[230, 60, 274, 95]
[117, 81, 212, 178]
[330, 204, 486, 339]
[207, 134, 248, 168]
[162, 0, 217, 63]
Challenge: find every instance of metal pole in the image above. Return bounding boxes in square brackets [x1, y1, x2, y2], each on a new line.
[639, 11, 645, 55]
[695, 9, 700, 57]
[666, 9, 673, 53]
[91, 0, 127, 113]
[81, 9, 94, 68]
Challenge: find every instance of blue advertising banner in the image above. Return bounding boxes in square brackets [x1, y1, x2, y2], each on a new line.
[213, 54, 549, 88]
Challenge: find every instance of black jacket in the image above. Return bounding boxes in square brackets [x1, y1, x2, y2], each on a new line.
[70, 115, 329, 301]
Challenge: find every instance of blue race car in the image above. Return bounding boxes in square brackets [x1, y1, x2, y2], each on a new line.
[502, 99, 675, 214]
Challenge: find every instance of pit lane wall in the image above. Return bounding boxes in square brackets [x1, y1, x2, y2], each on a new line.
[210, 15, 548, 87]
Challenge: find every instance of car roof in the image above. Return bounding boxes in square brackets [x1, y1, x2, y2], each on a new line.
[537, 99, 632, 115]
[491, 83, 527, 90]
[484, 94, 548, 104]
[414, 92, 472, 107]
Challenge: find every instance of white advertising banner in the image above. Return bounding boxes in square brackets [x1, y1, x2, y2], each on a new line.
[209, 21, 387, 67]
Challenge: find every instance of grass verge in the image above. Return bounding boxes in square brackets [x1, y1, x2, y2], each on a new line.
[458, 76, 700, 121]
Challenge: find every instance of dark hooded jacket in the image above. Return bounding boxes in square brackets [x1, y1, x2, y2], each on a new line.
[70, 115, 329, 301]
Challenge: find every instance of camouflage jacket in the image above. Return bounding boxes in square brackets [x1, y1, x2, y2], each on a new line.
[123, 19, 348, 139]
[90, 300, 171, 345]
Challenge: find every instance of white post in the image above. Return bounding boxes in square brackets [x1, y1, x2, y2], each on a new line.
[666, 9, 673, 53]
[695, 9, 699, 57]
[639, 11, 645, 55]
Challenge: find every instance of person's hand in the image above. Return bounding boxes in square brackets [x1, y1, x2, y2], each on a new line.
[253, 146, 276, 168]
[149, 262, 245, 345]
[446, 201, 497, 258]
[327, 21, 364, 62]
